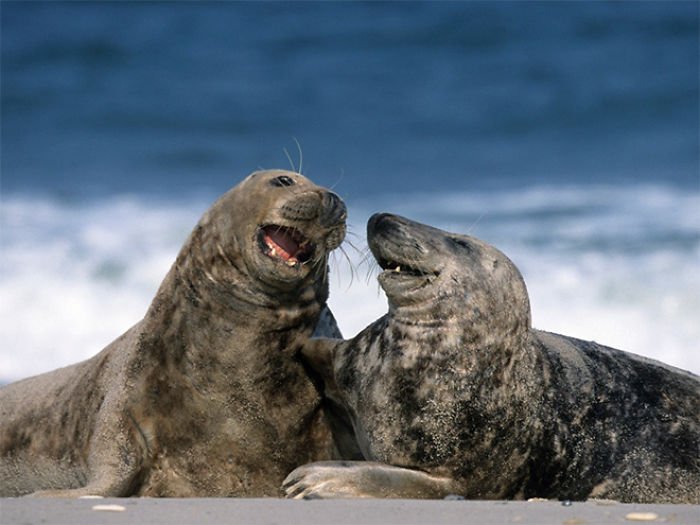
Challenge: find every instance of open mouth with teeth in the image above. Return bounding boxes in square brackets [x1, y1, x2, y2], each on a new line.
[377, 257, 437, 278]
[259, 225, 315, 267]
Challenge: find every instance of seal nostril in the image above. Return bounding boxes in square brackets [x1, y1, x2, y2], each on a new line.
[320, 192, 347, 227]
[323, 192, 341, 210]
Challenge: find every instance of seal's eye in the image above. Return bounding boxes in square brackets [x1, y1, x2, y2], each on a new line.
[449, 237, 474, 254]
[271, 175, 296, 187]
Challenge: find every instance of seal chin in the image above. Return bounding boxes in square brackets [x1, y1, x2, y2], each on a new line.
[258, 224, 316, 270]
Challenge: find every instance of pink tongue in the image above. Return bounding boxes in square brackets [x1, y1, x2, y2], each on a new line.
[265, 229, 299, 260]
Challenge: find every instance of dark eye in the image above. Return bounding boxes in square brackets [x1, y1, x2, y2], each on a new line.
[271, 175, 295, 187]
[449, 237, 474, 253]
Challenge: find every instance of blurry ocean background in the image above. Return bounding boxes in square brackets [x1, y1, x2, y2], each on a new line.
[1, 1, 698, 383]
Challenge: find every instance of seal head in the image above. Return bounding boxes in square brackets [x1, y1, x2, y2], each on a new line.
[179, 170, 346, 305]
[368, 212, 530, 341]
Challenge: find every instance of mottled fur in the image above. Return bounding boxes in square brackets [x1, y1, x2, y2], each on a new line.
[0, 170, 348, 497]
[285, 213, 700, 503]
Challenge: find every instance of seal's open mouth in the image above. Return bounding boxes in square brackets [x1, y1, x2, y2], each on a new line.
[377, 257, 437, 278]
[259, 225, 314, 267]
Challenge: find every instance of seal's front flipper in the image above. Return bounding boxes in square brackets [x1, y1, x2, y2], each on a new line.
[299, 337, 348, 413]
[299, 337, 341, 383]
[299, 338, 363, 460]
[283, 461, 460, 499]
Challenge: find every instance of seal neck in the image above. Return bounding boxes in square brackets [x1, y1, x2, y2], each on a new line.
[139, 264, 323, 379]
[148, 258, 325, 329]
[387, 295, 533, 371]
[164, 217, 329, 315]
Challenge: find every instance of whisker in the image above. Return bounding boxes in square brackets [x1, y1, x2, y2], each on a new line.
[283, 147, 296, 173]
[467, 212, 487, 234]
[344, 230, 364, 244]
[359, 250, 380, 285]
[293, 137, 303, 175]
[339, 244, 357, 288]
[329, 169, 345, 192]
[358, 252, 375, 271]
[282, 138, 305, 175]
[367, 266, 381, 287]
[326, 241, 358, 291]
[342, 237, 365, 257]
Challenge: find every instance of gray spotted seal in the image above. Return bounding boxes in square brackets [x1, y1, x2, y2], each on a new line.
[284, 213, 700, 503]
[0, 170, 349, 497]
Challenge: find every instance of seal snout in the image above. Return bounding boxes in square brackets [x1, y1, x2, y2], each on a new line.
[367, 213, 422, 240]
[367, 213, 439, 279]
[367, 212, 394, 235]
[256, 189, 348, 269]
[319, 191, 347, 228]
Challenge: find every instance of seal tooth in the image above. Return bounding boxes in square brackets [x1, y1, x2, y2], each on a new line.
[286, 259, 298, 267]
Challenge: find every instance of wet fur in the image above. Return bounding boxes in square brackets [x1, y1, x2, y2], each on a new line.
[0, 170, 348, 497]
[285, 214, 700, 503]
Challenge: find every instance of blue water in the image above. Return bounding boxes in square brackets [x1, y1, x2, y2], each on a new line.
[2, 1, 698, 199]
[1, 1, 699, 381]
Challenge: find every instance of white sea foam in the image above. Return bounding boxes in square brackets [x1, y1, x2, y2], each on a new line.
[1, 184, 698, 383]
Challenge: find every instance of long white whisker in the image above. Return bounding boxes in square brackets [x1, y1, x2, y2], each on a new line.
[467, 212, 487, 234]
[283, 147, 296, 173]
[329, 169, 344, 192]
[359, 250, 380, 285]
[293, 137, 303, 175]
[342, 237, 365, 257]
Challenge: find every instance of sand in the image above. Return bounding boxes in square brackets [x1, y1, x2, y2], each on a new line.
[1, 497, 699, 525]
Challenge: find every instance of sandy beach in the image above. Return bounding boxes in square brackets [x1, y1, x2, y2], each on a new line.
[1, 498, 699, 525]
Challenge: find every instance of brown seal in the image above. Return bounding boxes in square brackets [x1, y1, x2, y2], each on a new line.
[0, 170, 348, 497]
[284, 213, 700, 503]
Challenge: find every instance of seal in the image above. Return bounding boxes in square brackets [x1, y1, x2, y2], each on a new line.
[284, 213, 700, 503]
[0, 169, 349, 497]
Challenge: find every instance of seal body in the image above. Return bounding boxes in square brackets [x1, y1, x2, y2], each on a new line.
[285, 213, 700, 503]
[0, 170, 348, 497]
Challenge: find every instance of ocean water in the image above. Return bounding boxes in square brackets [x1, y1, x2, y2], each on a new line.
[1, 2, 699, 382]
